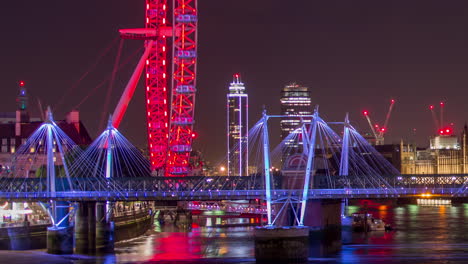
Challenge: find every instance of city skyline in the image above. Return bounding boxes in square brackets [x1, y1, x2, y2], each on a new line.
[1, 1, 468, 164]
[1, 2, 468, 262]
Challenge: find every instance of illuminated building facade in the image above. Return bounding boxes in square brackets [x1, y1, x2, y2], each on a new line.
[0, 82, 92, 175]
[280, 83, 312, 163]
[430, 135, 460, 150]
[400, 128, 468, 174]
[227, 74, 248, 176]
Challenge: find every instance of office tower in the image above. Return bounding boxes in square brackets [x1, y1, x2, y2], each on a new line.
[280, 83, 312, 163]
[227, 74, 248, 176]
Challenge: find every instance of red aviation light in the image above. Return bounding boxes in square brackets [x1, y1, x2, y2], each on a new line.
[440, 102, 445, 107]
[380, 127, 386, 132]
[362, 110, 369, 116]
[439, 127, 453, 135]
[429, 105, 434, 110]
[19, 81, 25, 87]
[390, 99, 395, 104]
[191, 132, 198, 139]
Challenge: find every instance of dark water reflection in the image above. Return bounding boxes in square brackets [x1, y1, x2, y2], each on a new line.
[109, 204, 468, 263]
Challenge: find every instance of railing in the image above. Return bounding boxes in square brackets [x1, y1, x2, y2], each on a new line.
[0, 175, 467, 201]
[312, 174, 468, 189]
[0, 176, 269, 193]
[0, 188, 466, 201]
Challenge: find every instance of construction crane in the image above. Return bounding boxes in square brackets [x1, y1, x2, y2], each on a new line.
[113, 0, 198, 176]
[362, 99, 396, 145]
[428, 101, 453, 136]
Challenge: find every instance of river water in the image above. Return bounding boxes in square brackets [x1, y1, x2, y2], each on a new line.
[87, 203, 468, 264]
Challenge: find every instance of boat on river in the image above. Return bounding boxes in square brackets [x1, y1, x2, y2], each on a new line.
[343, 213, 391, 232]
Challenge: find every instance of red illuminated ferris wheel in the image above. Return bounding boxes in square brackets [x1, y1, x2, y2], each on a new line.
[112, 0, 198, 176]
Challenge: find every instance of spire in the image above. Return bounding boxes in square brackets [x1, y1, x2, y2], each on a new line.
[45, 106, 54, 123]
[233, 73, 241, 83]
[314, 105, 320, 115]
[228, 73, 245, 94]
[107, 115, 114, 130]
[17, 80, 28, 111]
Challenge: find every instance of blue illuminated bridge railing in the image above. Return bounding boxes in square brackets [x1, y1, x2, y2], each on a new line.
[0, 188, 466, 201]
[0, 175, 467, 201]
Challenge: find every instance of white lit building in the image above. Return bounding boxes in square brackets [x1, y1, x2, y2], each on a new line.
[430, 135, 460, 150]
[227, 74, 248, 176]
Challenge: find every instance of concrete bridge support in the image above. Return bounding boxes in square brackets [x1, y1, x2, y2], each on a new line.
[96, 202, 114, 254]
[46, 226, 73, 254]
[254, 226, 309, 263]
[256, 198, 342, 261]
[303, 199, 342, 257]
[47, 201, 72, 254]
[75, 201, 115, 254]
[75, 201, 97, 254]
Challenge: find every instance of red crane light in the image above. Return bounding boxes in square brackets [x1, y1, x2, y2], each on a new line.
[438, 127, 453, 135]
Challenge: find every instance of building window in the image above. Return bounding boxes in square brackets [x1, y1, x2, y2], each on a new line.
[1, 138, 7, 153]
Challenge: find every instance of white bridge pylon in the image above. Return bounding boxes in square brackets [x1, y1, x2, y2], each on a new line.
[259, 107, 397, 226]
[260, 108, 323, 226]
[5, 107, 81, 228]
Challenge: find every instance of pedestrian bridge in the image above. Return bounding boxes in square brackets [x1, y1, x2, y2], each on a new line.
[1, 175, 466, 201]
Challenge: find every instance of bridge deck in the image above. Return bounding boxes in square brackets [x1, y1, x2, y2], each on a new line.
[0, 188, 464, 201]
[0, 175, 467, 201]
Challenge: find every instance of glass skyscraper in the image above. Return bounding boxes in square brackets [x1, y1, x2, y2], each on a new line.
[227, 74, 248, 176]
[280, 83, 312, 164]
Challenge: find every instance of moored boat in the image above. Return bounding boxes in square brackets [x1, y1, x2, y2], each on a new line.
[348, 213, 390, 232]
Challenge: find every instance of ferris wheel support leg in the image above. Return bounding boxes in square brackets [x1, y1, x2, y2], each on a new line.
[112, 40, 154, 128]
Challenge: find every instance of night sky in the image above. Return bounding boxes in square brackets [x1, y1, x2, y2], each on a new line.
[1, 1, 468, 164]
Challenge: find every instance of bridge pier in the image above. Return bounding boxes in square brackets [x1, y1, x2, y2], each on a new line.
[46, 226, 73, 254]
[174, 207, 192, 229]
[47, 201, 72, 254]
[254, 226, 309, 263]
[255, 198, 342, 260]
[75, 201, 97, 254]
[303, 199, 342, 257]
[95, 202, 114, 254]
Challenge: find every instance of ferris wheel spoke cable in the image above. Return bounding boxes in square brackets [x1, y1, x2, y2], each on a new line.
[73, 46, 144, 110]
[55, 37, 120, 112]
[99, 38, 125, 132]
